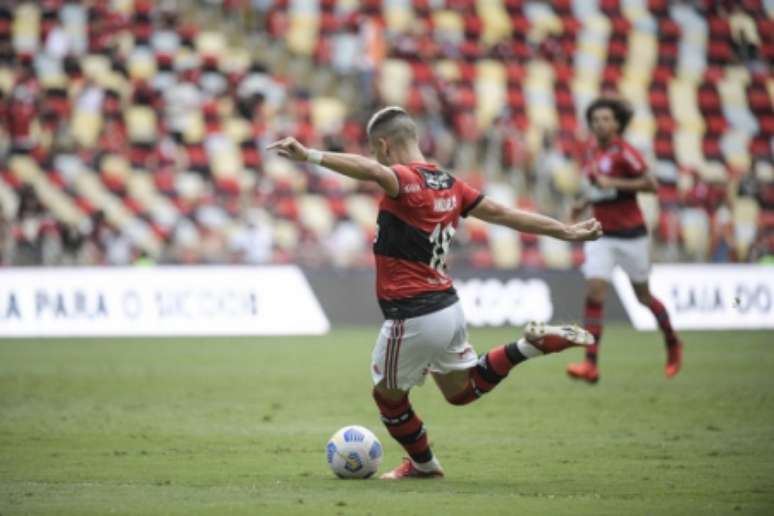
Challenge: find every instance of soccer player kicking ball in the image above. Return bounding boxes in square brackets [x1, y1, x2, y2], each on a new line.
[268, 107, 602, 480]
[566, 97, 684, 384]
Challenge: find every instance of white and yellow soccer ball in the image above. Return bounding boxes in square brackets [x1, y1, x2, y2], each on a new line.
[326, 425, 383, 479]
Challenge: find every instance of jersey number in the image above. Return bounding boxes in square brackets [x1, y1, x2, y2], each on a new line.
[429, 223, 455, 275]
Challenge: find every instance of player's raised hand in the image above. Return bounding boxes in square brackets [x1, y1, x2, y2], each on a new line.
[566, 218, 603, 241]
[266, 137, 309, 162]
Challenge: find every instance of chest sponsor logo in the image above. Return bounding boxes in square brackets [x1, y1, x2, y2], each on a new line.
[598, 155, 612, 174]
[420, 169, 454, 190]
[433, 196, 457, 213]
[402, 183, 421, 194]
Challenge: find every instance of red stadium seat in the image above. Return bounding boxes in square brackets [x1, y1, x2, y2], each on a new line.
[708, 40, 733, 65]
[704, 114, 728, 135]
[702, 136, 723, 161]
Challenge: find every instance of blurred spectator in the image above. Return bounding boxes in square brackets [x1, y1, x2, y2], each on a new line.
[10, 186, 58, 266]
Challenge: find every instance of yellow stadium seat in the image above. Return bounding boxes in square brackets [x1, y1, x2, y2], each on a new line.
[12, 4, 40, 54]
[299, 194, 334, 237]
[286, 15, 319, 56]
[527, 5, 562, 42]
[32, 177, 83, 226]
[625, 32, 657, 71]
[101, 154, 131, 186]
[311, 97, 347, 134]
[82, 55, 111, 82]
[0, 67, 14, 94]
[128, 50, 157, 81]
[733, 197, 760, 260]
[478, 1, 510, 46]
[210, 141, 243, 181]
[222, 47, 251, 75]
[273, 219, 300, 251]
[700, 161, 728, 184]
[379, 59, 412, 106]
[552, 161, 581, 195]
[0, 181, 17, 219]
[385, 5, 413, 33]
[476, 60, 506, 129]
[196, 31, 227, 61]
[539, 236, 571, 269]
[182, 112, 205, 145]
[225, 118, 251, 144]
[176, 172, 206, 202]
[673, 129, 703, 168]
[126, 106, 157, 144]
[71, 109, 102, 148]
[432, 10, 464, 41]
[435, 60, 460, 82]
[637, 193, 660, 231]
[680, 207, 710, 260]
[490, 229, 521, 268]
[346, 194, 379, 230]
[669, 78, 705, 134]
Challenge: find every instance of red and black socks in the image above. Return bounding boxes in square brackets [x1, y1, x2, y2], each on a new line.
[584, 298, 604, 363]
[373, 389, 432, 464]
[448, 343, 527, 406]
[646, 296, 678, 347]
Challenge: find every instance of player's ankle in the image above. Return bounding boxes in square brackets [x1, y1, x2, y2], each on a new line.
[516, 337, 543, 358]
[412, 456, 442, 472]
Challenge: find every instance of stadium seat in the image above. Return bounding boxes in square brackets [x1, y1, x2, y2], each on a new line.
[680, 207, 710, 260]
[299, 194, 334, 237]
[489, 226, 521, 268]
[379, 59, 412, 106]
[126, 106, 158, 144]
[475, 60, 506, 129]
[733, 197, 760, 260]
[539, 236, 571, 269]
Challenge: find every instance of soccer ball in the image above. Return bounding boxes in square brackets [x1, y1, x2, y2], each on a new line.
[326, 425, 383, 479]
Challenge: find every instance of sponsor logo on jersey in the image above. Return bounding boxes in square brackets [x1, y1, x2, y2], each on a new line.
[402, 183, 421, 193]
[598, 155, 612, 174]
[433, 196, 457, 213]
[420, 169, 454, 190]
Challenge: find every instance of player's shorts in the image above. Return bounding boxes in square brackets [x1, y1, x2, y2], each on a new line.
[581, 235, 650, 283]
[371, 301, 477, 391]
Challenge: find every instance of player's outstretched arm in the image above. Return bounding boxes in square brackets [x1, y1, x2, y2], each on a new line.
[266, 137, 399, 197]
[470, 197, 603, 242]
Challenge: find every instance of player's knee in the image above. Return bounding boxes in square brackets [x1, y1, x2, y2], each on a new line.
[635, 291, 652, 305]
[443, 385, 477, 406]
[372, 384, 407, 406]
[445, 393, 471, 406]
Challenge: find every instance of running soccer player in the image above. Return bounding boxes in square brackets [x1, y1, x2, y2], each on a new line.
[268, 106, 602, 480]
[565, 97, 683, 384]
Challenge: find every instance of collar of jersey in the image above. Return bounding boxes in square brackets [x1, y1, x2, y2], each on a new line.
[408, 161, 438, 170]
[593, 136, 622, 152]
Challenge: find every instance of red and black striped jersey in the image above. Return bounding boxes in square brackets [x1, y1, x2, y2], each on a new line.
[374, 161, 483, 319]
[582, 137, 647, 238]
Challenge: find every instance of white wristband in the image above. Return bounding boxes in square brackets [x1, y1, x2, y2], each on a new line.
[306, 149, 324, 165]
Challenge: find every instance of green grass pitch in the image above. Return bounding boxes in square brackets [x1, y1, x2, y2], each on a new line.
[1, 325, 773, 515]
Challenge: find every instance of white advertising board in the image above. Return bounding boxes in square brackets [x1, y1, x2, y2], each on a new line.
[0, 266, 330, 337]
[612, 264, 774, 330]
[455, 277, 554, 327]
